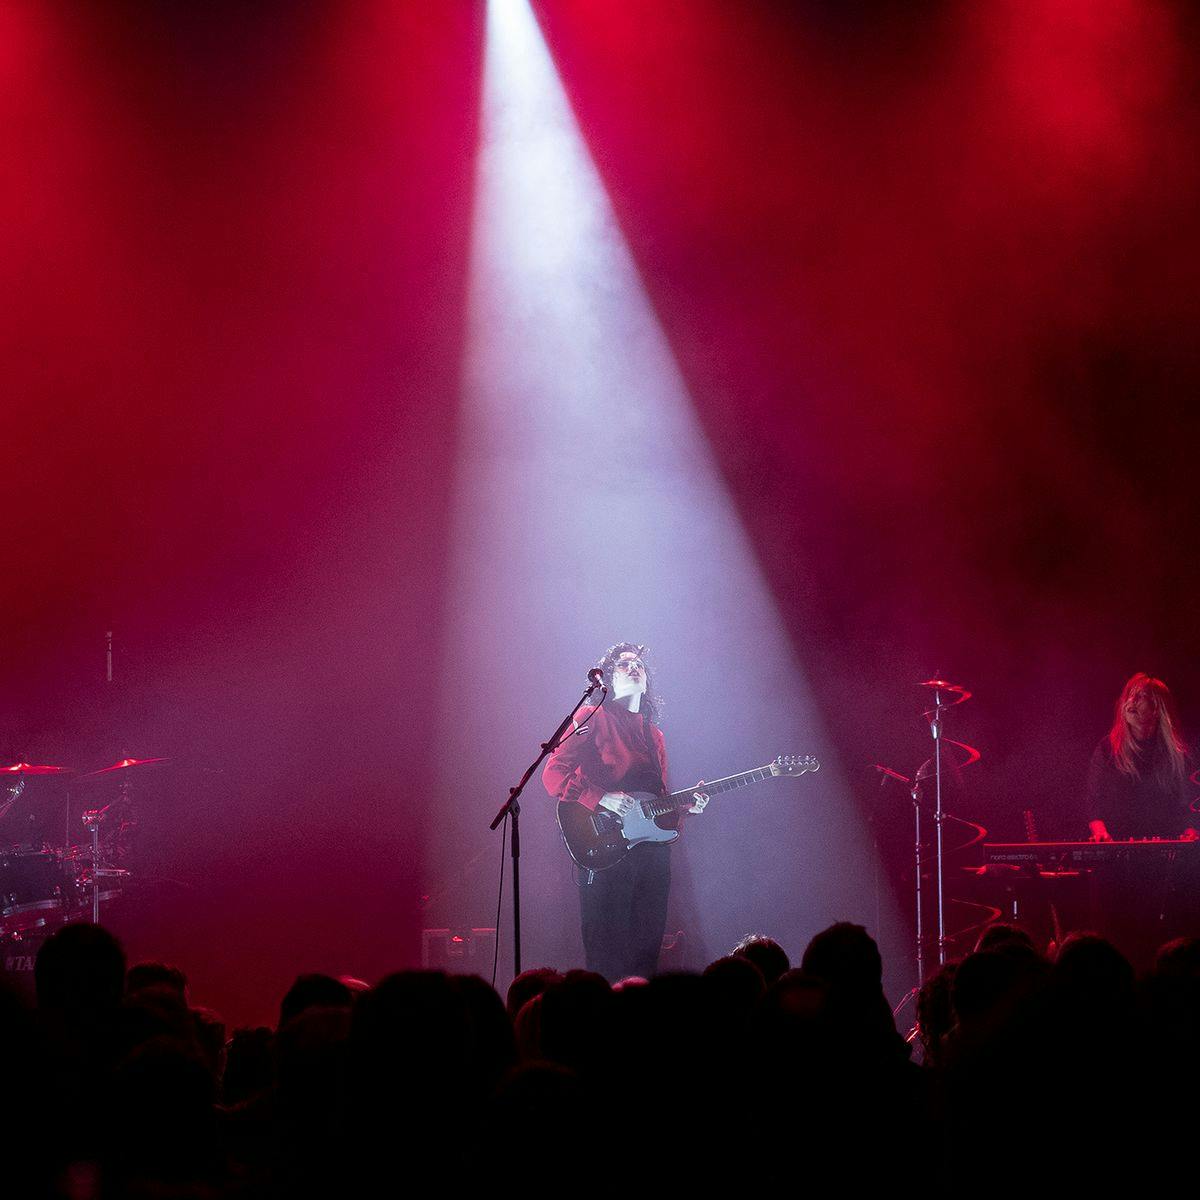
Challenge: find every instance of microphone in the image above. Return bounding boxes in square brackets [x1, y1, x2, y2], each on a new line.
[587, 668, 604, 684]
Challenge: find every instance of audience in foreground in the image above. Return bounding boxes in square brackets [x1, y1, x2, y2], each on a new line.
[4, 919, 1198, 1196]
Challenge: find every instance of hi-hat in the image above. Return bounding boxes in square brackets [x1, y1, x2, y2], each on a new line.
[82, 757, 169, 779]
[1, 762, 73, 775]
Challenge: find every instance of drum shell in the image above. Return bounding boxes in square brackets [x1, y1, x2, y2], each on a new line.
[0, 849, 68, 937]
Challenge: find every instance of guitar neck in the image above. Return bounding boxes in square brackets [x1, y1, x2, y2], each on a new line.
[642, 765, 777, 820]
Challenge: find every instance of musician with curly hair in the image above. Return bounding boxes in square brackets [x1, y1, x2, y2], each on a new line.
[542, 642, 706, 981]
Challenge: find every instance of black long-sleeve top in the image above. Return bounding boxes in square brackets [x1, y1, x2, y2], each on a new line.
[1085, 736, 1192, 839]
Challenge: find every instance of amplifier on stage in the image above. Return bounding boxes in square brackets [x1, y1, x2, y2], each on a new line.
[421, 927, 497, 972]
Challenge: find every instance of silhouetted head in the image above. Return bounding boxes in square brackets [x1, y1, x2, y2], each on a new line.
[451, 973, 517, 1094]
[975, 922, 1036, 954]
[751, 970, 832, 1071]
[348, 971, 472, 1103]
[506, 966, 561, 1021]
[279, 973, 354, 1029]
[537, 970, 615, 1077]
[732, 933, 790, 986]
[1053, 933, 1133, 999]
[953, 944, 1046, 1026]
[801, 922, 882, 995]
[1154, 936, 1200, 979]
[35, 922, 126, 1013]
[126, 960, 188, 998]
[703, 954, 767, 1017]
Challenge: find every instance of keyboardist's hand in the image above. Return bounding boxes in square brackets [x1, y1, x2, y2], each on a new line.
[1088, 820, 1112, 843]
[1183, 827, 1199, 842]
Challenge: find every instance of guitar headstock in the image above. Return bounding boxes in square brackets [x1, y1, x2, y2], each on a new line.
[770, 754, 820, 777]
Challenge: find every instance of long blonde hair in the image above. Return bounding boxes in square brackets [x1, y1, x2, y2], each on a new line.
[1108, 672, 1188, 784]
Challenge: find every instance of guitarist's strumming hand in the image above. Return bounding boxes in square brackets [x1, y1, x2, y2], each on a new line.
[599, 792, 636, 818]
[688, 783, 710, 815]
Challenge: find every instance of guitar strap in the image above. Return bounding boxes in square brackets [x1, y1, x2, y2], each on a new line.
[641, 715, 665, 794]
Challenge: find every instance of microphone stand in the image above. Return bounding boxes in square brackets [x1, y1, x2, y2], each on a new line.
[489, 677, 606, 978]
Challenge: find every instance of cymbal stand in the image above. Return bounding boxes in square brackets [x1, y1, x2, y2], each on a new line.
[913, 773, 926, 983]
[81, 805, 109, 924]
[921, 683, 982, 965]
[888, 774, 925, 1046]
[930, 685, 947, 966]
[873, 764, 922, 1034]
[890, 700, 948, 1048]
[81, 799, 130, 925]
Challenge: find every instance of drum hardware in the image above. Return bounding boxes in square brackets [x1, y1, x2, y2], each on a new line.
[81, 805, 117, 925]
[879, 682, 980, 1029]
[0, 755, 164, 941]
[0, 848, 68, 939]
[74, 755, 165, 923]
[0, 776, 25, 824]
[81, 757, 168, 779]
[918, 678, 974, 971]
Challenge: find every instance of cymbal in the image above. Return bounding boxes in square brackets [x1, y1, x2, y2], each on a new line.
[82, 757, 169, 779]
[1, 762, 73, 775]
[919, 678, 972, 703]
[913, 739, 982, 780]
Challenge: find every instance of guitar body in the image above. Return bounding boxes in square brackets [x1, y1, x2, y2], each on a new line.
[554, 755, 819, 872]
[557, 794, 679, 871]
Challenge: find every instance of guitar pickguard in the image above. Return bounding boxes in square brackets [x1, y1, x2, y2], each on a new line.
[613, 795, 681, 849]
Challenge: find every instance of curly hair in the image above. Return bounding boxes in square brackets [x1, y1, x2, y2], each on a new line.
[593, 641, 664, 725]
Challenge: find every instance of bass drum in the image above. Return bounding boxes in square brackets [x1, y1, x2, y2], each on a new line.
[0, 848, 68, 938]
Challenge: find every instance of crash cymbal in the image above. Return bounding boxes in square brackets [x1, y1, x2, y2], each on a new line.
[82, 757, 169, 779]
[1, 762, 73, 775]
[918, 679, 972, 705]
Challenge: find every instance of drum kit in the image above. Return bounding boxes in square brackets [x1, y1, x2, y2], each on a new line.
[0, 756, 167, 943]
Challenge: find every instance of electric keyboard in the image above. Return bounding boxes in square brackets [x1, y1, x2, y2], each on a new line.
[984, 839, 1198, 869]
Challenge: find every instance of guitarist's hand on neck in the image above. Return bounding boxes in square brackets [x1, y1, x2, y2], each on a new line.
[610, 651, 647, 713]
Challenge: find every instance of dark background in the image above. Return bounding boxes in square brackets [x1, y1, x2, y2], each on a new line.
[4, 0, 1199, 1024]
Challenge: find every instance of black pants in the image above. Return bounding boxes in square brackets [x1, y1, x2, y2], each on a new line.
[578, 842, 671, 982]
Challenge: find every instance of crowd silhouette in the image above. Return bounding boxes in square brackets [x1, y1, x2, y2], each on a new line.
[6, 918, 1197, 1196]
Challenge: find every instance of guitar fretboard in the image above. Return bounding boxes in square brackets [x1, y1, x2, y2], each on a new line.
[642, 766, 777, 820]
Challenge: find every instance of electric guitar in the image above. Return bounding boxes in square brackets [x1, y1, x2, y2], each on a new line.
[556, 755, 820, 872]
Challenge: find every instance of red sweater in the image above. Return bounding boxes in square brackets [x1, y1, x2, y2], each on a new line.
[542, 700, 668, 811]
